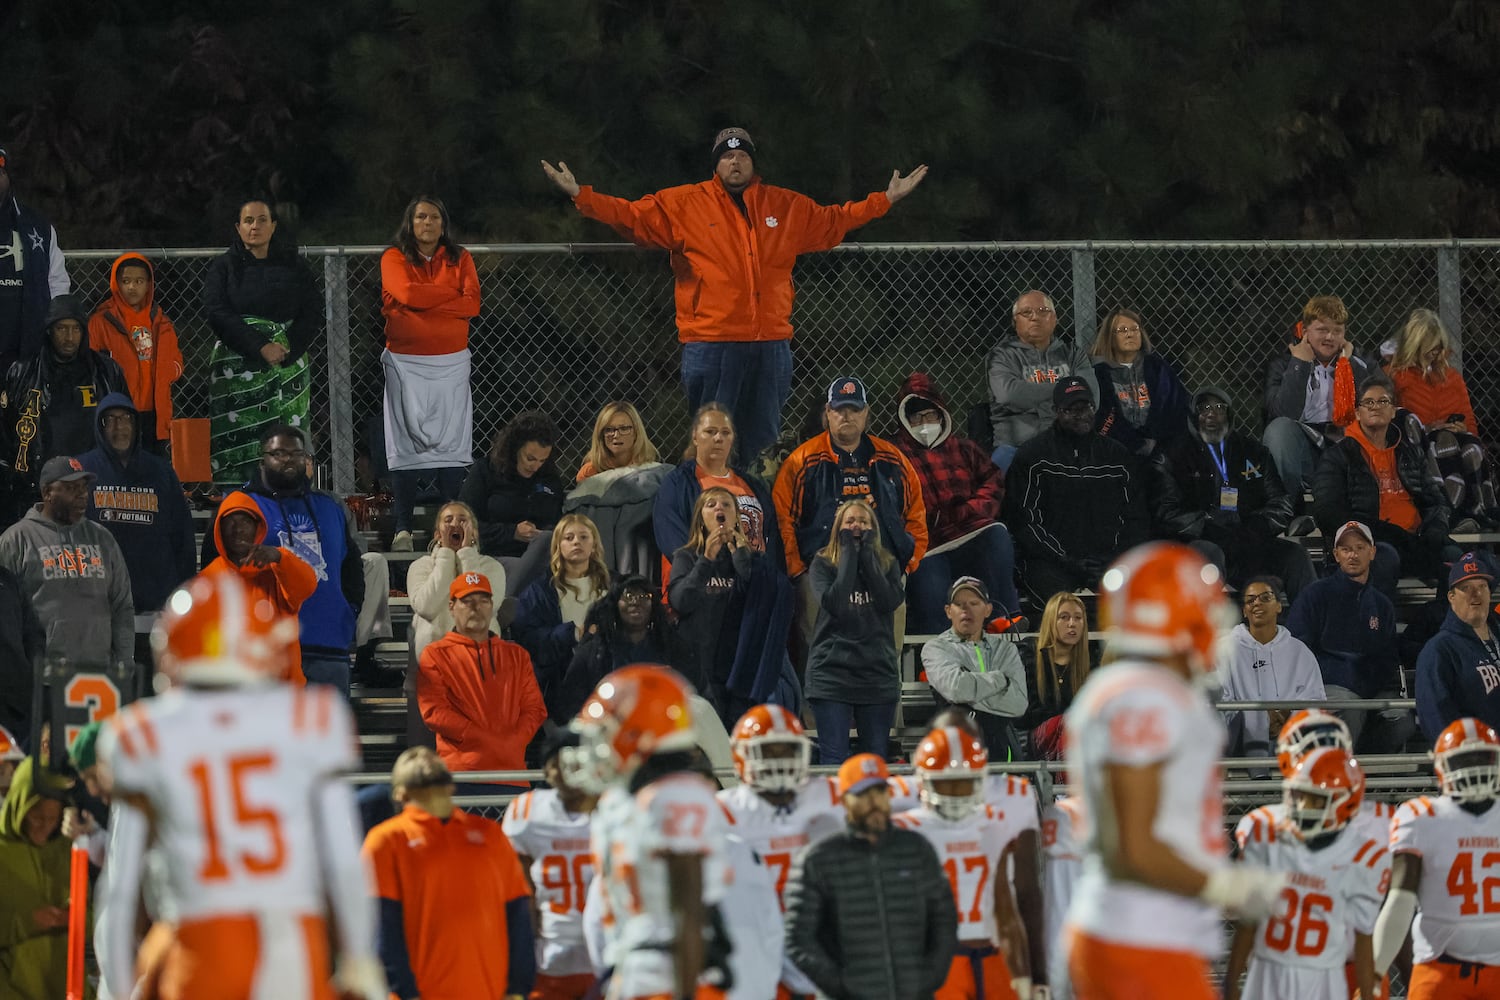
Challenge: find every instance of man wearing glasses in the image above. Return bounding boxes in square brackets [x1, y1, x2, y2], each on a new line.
[1163, 385, 1315, 599]
[986, 289, 1098, 472]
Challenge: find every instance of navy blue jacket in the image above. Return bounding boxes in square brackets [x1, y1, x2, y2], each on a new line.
[0, 196, 62, 364]
[1093, 352, 1190, 454]
[652, 459, 785, 571]
[1286, 571, 1400, 698]
[1416, 610, 1500, 738]
[512, 575, 578, 702]
[79, 393, 195, 612]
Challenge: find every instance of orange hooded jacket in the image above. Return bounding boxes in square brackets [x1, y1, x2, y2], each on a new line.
[201, 491, 318, 684]
[88, 253, 185, 441]
[418, 631, 547, 776]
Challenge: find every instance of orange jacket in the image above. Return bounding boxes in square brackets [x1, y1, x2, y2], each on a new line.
[88, 253, 185, 440]
[1390, 364, 1479, 433]
[418, 631, 547, 775]
[574, 176, 890, 343]
[201, 491, 318, 685]
[380, 246, 481, 356]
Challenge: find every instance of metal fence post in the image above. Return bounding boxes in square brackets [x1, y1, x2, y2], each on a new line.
[1071, 245, 1096, 344]
[323, 254, 356, 496]
[1437, 243, 1462, 370]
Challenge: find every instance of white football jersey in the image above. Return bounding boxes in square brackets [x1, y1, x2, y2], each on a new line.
[99, 685, 357, 922]
[1064, 660, 1228, 957]
[1390, 794, 1500, 966]
[894, 804, 1011, 946]
[1042, 795, 1085, 1000]
[502, 787, 595, 977]
[717, 776, 843, 903]
[887, 772, 1041, 841]
[1235, 798, 1396, 859]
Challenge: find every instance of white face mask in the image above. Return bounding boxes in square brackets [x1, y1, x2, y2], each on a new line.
[912, 423, 942, 446]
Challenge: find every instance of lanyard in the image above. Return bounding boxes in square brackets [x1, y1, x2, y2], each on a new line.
[1208, 442, 1228, 483]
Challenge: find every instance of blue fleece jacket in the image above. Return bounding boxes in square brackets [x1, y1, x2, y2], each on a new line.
[1285, 571, 1399, 698]
[653, 459, 786, 570]
[1415, 609, 1500, 738]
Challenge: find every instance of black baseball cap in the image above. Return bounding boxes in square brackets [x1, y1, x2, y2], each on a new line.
[1054, 376, 1094, 408]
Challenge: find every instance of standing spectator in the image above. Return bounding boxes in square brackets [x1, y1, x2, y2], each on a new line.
[0, 146, 69, 372]
[783, 752, 957, 1000]
[0, 565, 41, 745]
[1415, 554, 1500, 737]
[0, 757, 71, 1000]
[575, 401, 659, 482]
[1089, 306, 1191, 457]
[0, 294, 127, 524]
[87, 253, 184, 452]
[805, 500, 906, 764]
[668, 487, 792, 725]
[1164, 385, 1316, 599]
[1387, 307, 1498, 527]
[202, 425, 365, 694]
[0, 456, 132, 669]
[1286, 521, 1411, 753]
[1003, 376, 1152, 600]
[419, 572, 547, 785]
[543, 131, 927, 462]
[461, 410, 564, 597]
[1218, 577, 1325, 763]
[380, 196, 480, 551]
[920, 577, 1028, 761]
[557, 574, 677, 722]
[1312, 371, 1456, 597]
[513, 514, 611, 705]
[1261, 294, 1372, 510]
[987, 290, 1098, 471]
[1018, 592, 1094, 759]
[202, 198, 322, 487]
[363, 746, 536, 1000]
[892, 372, 1023, 634]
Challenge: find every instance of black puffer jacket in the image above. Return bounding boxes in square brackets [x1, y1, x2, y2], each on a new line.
[1311, 411, 1451, 541]
[202, 240, 323, 366]
[1164, 385, 1294, 539]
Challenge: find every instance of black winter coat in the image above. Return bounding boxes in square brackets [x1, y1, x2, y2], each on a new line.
[1311, 414, 1450, 543]
[459, 460, 564, 558]
[1165, 429, 1294, 540]
[202, 241, 323, 366]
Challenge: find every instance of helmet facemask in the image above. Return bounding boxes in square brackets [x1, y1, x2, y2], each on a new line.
[1438, 746, 1500, 804]
[918, 773, 983, 822]
[740, 735, 810, 794]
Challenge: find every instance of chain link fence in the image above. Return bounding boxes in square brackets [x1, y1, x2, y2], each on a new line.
[63, 240, 1500, 497]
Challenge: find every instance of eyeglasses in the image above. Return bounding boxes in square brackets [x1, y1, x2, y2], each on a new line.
[619, 592, 653, 605]
[602, 425, 635, 437]
[1113, 325, 1143, 337]
[1358, 397, 1395, 409]
[102, 412, 135, 425]
[1242, 592, 1278, 605]
[1196, 401, 1229, 413]
[263, 449, 309, 461]
[1015, 307, 1055, 320]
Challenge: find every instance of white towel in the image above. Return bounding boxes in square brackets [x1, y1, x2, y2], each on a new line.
[382, 347, 473, 470]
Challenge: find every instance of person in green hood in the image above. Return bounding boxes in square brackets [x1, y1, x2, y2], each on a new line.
[0, 755, 73, 1000]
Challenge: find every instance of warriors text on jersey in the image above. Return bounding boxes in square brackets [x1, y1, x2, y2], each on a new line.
[1389, 794, 1500, 965]
[503, 787, 596, 977]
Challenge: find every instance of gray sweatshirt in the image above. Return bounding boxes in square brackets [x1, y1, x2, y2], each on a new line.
[987, 334, 1099, 448]
[921, 628, 1028, 719]
[1216, 622, 1325, 753]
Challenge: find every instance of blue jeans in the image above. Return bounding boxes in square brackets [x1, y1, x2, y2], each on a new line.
[1261, 417, 1321, 500]
[990, 443, 1019, 473]
[906, 524, 1021, 634]
[392, 466, 467, 532]
[302, 651, 351, 698]
[810, 698, 896, 765]
[681, 340, 793, 462]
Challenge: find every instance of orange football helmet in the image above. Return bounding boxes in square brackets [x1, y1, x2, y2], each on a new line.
[1275, 709, 1353, 779]
[730, 704, 811, 793]
[563, 665, 698, 794]
[913, 725, 989, 820]
[151, 572, 299, 688]
[1433, 718, 1500, 803]
[1099, 542, 1233, 675]
[1283, 747, 1364, 839]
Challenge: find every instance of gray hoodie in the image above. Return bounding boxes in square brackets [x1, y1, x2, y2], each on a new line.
[987, 334, 1099, 448]
[921, 627, 1028, 718]
[0, 506, 134, 667]
[1216, 622, 1325, 754]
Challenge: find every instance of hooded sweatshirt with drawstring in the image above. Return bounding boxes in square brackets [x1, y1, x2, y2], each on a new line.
[0, 757, 73, 1000]
[418, 629, 548, 775]
[203, 490, 317, 684]
[1217, 622, 1325, 753]
[88, 253, 184, 443]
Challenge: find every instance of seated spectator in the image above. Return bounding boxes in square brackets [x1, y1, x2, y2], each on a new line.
[1261, 294, 1372, 511]
[892, 373, 1023, 635]
[1386, 307, 1499, 528]
[1017, 592, 1094, 758]
[1165, 386, 1315, 599]
[987, 289, 1098, 471]
[668, 486, 794, 726]
[1286, 520, 1412, 753]
[1088, 307, 1190, 457]
[920, 577, 1027, 761]
[0, 295, 127, 524]
[202, 491, 317, 684]
[1416, 554, 1500, 738]
[0, 757, 71, 1000]
[1003, 377, 1151, 601]
[418, 572, 547, 786]
[513, 513, 610, 704]
[1217, 576, 1324, 764]
[1311, 371, 1457, 599]
[87, 253, 184, 453]
[563, 460, 673, 580]
[556, 574, 677, 723]
[460, 410, 564, 597]
[804, 499, 905, 764]
[575, 401, 659, 482]
[0, 565, 42, 746]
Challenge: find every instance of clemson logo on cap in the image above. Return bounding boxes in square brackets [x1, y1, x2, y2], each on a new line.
[726, 137, 741, 148]
[464, 573, 481, 585]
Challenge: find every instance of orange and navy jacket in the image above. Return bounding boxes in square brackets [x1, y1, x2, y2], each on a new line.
[363, 804, 534, 998]
[379, 246, 481, 356]
[574, 175, 890, 344]
[772, 431, 928, 577]
[201, 490, 317, 685]
[88, 253, 185, 441]
[418, 631, 548, 775]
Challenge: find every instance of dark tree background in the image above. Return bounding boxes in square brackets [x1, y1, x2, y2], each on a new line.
[6, 0, 1500, 247]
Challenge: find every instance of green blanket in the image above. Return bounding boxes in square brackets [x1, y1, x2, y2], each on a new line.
[209, 316, 310, 486]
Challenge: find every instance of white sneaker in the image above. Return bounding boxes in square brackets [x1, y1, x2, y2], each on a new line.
[390, 530, 413, 552]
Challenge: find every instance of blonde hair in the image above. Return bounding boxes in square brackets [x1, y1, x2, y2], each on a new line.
[815, 499, 893, 570]
[584, 401, 659, 472]
[425, 501, 479, 553]
[1034, 592, 1091, 709]
[390, 746, 452, 793]
[1090, 307, 1152, 363]
[685, 487, 750, 553]
[1390, 308, 1454, 382]
[549, 513, 610, 599]
[683, 401, 735, 461]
